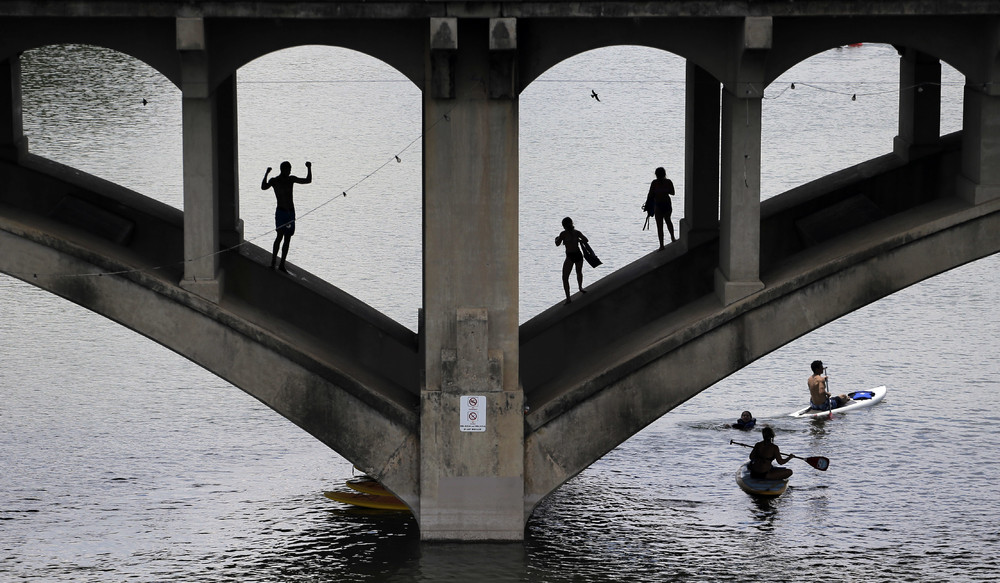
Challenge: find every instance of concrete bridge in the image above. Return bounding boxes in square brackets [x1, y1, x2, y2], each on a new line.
[2, 1, 1000, 540]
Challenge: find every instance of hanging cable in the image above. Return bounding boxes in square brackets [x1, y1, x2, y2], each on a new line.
[3, 107, 454, 284]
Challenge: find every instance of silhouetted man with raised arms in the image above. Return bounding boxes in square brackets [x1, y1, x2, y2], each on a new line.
[261, 160, 311, 272]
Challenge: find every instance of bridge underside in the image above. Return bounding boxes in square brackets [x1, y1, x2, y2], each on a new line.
[4, 1, 1000, 541]
[3, 135, 999, 531]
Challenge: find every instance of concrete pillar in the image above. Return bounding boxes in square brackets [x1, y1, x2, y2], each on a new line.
[681, 61, 721, 246]
[178, 17, 222, 301]
[0, 54, 27, 161]
[420, 17, 524, 541]
[716, 86, 764, 305]
[957, 81, 1000, 204]
[894, 48, 941, 161]
[215, 74, 242, 249]
[715, 17, 769, 306]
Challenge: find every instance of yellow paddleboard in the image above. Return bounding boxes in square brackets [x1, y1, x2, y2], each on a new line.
[323, 490, 409, 511]
[345, 476, 392, 497]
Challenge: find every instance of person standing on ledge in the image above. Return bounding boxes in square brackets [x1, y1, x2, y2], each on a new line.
[644, 166, 676, 249]
[555, 216, 588, 305]
[261, 160, 312, 272]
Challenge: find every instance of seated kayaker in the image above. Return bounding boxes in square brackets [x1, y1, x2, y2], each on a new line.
[733, 410, 756, 430]
[749, 426, 793, 480]
[807, 359, 851, 410]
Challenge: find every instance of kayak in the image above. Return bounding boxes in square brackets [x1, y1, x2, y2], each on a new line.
[788, 385, 887, 419]
[735, 463, 789, 497]
[345, 476, 393, 497]
[323, 490, 409, 511]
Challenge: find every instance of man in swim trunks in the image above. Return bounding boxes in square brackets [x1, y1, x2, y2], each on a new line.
[261, 160, 312, 272]
[808, 360, 851, 410]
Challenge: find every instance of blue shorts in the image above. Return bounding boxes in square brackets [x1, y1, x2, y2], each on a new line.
[275, 208, 295, 236]
[811, 397, 847, 411]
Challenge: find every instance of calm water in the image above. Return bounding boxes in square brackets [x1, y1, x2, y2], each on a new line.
[2, 43, 999, 582]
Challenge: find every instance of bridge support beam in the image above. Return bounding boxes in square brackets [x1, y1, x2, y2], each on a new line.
[0, 55, 27, 161]
[894, 49, 941, 162]
[715, 17, 768, 306]
[420, 18, 523, 541]
[682, 62, 721, 246]
[957, 81, 1000, 204]
[178, 17, 239, 301]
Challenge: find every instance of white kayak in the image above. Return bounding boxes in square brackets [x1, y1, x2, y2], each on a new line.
[788, 385, 887, 419]
[735, 463, 789, 497]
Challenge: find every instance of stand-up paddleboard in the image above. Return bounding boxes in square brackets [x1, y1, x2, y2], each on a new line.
[735, 463, 789, 497]
[345, 476, 392, 497]
[788, 385, 887, 419]
[323, 490, 408, 511]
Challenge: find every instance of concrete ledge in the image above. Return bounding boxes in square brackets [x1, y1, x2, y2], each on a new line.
[713, 268, 764, 306]
[180, 273, 222, 303]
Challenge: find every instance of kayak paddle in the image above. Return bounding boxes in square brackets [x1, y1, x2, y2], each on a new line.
[729, 439, 830, 471]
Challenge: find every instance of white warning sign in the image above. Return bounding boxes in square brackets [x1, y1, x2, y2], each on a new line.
[460, 395, 486, 432]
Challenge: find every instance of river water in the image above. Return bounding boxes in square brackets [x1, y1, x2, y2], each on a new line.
[2, 43, 999, 582]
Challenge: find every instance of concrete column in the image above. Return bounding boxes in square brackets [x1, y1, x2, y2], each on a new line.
[894, 48, 941, 161]
[957, 81, 1000, 204]
[0, 54, 27, 161]
[178, 17, 222, 301]
[714, 17, 768, 306]
[681, 61, 721, 245]
[420, 17, 523, 541]
[716, 85, 764, 305]
[215, 74, 243, 249]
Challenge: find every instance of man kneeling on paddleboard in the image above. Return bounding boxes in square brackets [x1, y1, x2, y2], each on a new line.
[749, 426, 793, 480]
[808, 360, 851, 410]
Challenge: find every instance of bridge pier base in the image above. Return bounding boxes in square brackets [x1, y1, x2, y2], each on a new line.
[419, 18, 523, 541]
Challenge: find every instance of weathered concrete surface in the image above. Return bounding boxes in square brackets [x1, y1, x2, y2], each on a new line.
[5, 133, 998, 528]
[420, 17, 525, 540]
[0, 153, 423, 509]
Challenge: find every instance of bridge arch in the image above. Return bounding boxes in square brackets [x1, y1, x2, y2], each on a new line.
[1, 20, 180, 86]
[203, 19, 426, 92]
[235, 45, 423, 327]
[518, 45, 688, 317]
[763, 16, 991, 84]
[517, 18, 738, 90]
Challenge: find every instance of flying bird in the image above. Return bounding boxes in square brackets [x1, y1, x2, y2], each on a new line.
[142, 98, 148, 106]
[590, 90, 600, 102]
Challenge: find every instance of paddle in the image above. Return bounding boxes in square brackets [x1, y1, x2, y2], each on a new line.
[730, 439, 830, 471]
[825, 366, 833, 420]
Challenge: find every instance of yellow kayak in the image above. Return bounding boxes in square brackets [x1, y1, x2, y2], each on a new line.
[323, 490, 409, 511]
[345, 476, 392, 497]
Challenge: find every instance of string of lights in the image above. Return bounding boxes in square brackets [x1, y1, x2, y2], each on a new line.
[0, 108, 453, 286]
